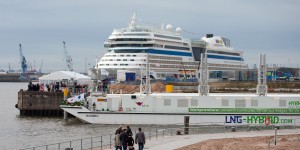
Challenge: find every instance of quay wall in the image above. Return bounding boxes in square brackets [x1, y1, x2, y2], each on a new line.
[17, 89, 64, 116]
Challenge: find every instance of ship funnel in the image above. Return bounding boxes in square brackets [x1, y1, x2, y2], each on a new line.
[206, 34, 213, 38]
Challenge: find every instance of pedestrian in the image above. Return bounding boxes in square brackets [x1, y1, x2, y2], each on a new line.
[127, 134, 135, 150]
[127, 125, 133, 136]
[120, 129, 128, 150]
[135, 127, 145, 150]
[27, 82, 33, 91]
[116, 125, 122, 135]
[115, 130, 121, 150]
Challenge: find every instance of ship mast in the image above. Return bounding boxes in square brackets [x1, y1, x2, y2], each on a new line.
[129, 12, 136, 28]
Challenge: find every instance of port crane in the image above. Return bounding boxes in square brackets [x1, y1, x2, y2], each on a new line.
[19, 44, 27, 79]
[63, 41, 73, 71]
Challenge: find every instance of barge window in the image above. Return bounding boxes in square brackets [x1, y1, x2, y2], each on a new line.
[251, 100, 258, 107]
[222, 99, 229, 106]
[164, 99, 171, 106]
[279, 100, 286, 107]
[191, 99, 198, 106]
[177, 99, 188, 107]
[235, 100, 245, 108]
[131, 95, 136, 99]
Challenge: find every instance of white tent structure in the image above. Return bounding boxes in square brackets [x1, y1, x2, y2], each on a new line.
[39, 71, 91, 85]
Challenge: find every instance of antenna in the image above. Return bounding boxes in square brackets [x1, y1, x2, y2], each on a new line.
[129, 12, 137, 28]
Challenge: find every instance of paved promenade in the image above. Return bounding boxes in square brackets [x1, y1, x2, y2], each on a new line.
[100, 129, 300, 150]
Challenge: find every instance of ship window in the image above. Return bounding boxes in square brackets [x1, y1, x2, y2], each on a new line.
[279, 100, 286, 107]
[130, 59, 134, 61]
[117, 59, 121, 61]
[113, 64, 118, 66]
[106, 64, 109, 66]
[164, 99, 171, 106]
[191, 99, 198, 106]
[251, 100, 258, 107]
[154, 34, 182, 40]
[222, 99, 229, 106]
[109, 59, 113, 61]
[165, 45, 190, 51]
[235, 100, 245, 108]
[133, 55, 136, 57]
[120, 64, 124, 66]
[131, 95, 136, 99]
[177, 99, 188, 107]
[113, 55, 116, 57]
[123, 59, 127, 61]
[126, 55, 131, 57]
[206, 50, 240, 56]
[120, 55, 124, 57]
[125, 64, 128, 66]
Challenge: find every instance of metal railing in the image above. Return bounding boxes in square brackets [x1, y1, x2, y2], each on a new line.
[20, 122, 300, 150]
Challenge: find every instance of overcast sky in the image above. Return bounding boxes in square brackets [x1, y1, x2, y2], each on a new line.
[0, 0, 299, 73]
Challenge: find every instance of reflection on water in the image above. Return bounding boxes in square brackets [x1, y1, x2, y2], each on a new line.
[0, 83, 173, 150]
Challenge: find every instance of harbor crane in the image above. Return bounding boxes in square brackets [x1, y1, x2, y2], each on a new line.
[19, 44, 27, 79]
[63, 41, 73, 71]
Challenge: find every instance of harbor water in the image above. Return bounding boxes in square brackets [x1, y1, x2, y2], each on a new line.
[0, 82, 168, 150]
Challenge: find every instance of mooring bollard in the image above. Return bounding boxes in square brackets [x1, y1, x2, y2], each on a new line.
[184, 116, 190, 134]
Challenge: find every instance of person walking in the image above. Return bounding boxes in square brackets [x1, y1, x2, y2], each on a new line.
[114, 130, 121, 150]
[126, 125, 133, 136]
[135, 127, 145, 150]
[127, 134, 135, 150]
[120, 129, 128, 150]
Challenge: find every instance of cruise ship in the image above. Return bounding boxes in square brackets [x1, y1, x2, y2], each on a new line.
[97, 13, 246, 80]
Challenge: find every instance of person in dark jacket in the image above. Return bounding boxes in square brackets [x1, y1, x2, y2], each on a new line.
[120, 129, 128, 150]
[127, 134, 135, 150]
[126, 125, 133, 136]
[135, 127, 145, 150]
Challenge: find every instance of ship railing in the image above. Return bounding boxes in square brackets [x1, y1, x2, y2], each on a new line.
[19, 121, 300, 150]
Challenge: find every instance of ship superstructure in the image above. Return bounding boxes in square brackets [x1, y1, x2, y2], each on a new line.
[97, 14, 246, 80]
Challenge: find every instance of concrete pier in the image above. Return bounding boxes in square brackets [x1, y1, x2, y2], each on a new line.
[16, 89, 64, 116]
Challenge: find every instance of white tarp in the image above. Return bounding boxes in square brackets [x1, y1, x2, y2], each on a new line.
[39, 71, 91, 85]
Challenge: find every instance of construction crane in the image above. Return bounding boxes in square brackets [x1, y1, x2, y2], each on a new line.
[19, 44, 27, 79]
[63, 41, 73, 71]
